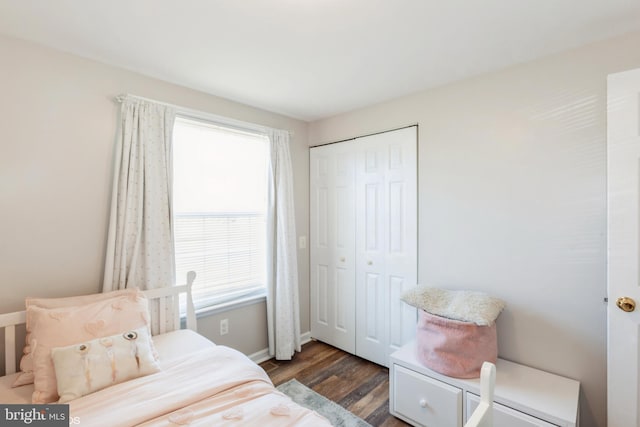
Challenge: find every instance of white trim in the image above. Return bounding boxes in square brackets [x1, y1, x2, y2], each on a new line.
[195, 293, 266, 318]
[249, 348, 272, 364]
[300, 331, 312, 346]
[248, 331, 312, 364]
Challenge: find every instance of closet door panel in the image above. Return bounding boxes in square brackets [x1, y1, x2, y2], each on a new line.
[364, 273, 383, 339]
[356, 137, 389, 366]
[358, 269, 387, 366]
[365, 184, 381, 250]
[388, 181, 405, 253]
[310, 143, 356, 353]
[315, 187, 329, 248]
[389, 275, 407, 349]
[315, 264, 329, 325]
[332, 144, 356, 348]
[334, 265, 350, 332]
[385, 128, 418, 358]
[335, 187, 349, 248]
[310, 149, 333, 341]
[356, 127, 417, 366]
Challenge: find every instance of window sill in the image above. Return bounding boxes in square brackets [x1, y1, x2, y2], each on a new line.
[194, 292, 267, 319]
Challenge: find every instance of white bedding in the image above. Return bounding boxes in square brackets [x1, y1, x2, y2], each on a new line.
[0, 329, 214, 404]
[70, 343, 329, 426]
[1, 329, 332, 426]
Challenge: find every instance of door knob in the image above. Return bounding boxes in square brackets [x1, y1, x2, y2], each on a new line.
[616, 297, 636, 312]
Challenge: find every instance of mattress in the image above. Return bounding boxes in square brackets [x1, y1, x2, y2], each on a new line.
[0, 329, 215, 404]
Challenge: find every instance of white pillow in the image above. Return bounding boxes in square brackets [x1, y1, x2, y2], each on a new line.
[51, 327, 160, 403]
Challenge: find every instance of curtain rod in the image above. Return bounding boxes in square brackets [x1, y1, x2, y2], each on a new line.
[309, 123, 418, 148]
[114, 93, 294, 137]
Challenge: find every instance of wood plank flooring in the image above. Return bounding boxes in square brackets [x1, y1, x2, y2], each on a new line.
[260, 340, 410, 427]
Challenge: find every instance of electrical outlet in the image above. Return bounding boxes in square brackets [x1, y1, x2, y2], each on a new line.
[220, 318, 229, 335]
[299, 236, 307, 249]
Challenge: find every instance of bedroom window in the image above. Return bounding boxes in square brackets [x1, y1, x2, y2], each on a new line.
[172, 117, 268, 312]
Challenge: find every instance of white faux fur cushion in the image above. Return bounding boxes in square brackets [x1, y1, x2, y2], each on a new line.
[401, 287, 505, 326]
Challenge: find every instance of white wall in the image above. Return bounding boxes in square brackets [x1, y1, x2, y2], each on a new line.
[309, 30, 640, 427]
[0, 34, 310, 355]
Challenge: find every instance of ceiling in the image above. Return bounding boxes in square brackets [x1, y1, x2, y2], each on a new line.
[0, 1, 639, 121]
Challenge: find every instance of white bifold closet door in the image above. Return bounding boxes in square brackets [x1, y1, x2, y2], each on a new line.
[310, 126, 417, 367]
[309, 141, 357, 354]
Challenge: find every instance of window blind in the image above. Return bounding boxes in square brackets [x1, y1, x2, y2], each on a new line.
[174, 212, 266, 309]
[172, 116, 268, 311]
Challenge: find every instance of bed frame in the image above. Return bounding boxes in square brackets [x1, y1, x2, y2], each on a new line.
[0, 271, 197, 376]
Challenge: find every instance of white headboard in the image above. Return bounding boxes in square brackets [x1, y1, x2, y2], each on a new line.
[0, 271, 197, 376]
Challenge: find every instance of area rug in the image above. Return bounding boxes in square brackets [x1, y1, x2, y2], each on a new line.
[277, 379, 373, 427]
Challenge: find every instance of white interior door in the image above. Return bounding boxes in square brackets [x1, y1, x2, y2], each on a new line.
[607, 67, 640, 427]
[355, 127, 417, 366]
[310, 142, 356, 353]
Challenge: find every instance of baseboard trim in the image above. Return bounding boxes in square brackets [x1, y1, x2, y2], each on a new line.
[249, 331, 313, 364]
[300, 331, 312, 346]
[249, 348, 271, 364]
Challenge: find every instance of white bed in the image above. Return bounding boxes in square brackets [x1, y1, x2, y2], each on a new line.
[0, 275, 333, 426]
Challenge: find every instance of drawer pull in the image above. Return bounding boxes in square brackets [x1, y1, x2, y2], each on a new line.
[419, 398, 427, 408]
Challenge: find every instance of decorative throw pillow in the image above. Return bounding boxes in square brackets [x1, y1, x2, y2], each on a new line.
[51, 327, 160, 403]
[28, 289, 152, 403]
[13, 288, 139, 388]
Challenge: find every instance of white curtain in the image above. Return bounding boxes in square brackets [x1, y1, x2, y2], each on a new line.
[266, 130, 301, 360]
[103, 96, 177, 334]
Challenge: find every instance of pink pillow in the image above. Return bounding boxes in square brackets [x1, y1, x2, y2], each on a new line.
[13, 288, 139, 388]
[28, 289, 151, 403]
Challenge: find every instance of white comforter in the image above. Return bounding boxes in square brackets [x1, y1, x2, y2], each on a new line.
[69, 345, 331, 426]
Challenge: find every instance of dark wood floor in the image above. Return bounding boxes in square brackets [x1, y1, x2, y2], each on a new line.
[260, 340, 409, 427]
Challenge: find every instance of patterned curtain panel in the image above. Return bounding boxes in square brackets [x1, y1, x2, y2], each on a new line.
[103, 96, 177, 334]
[266, 129, 301, 360]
